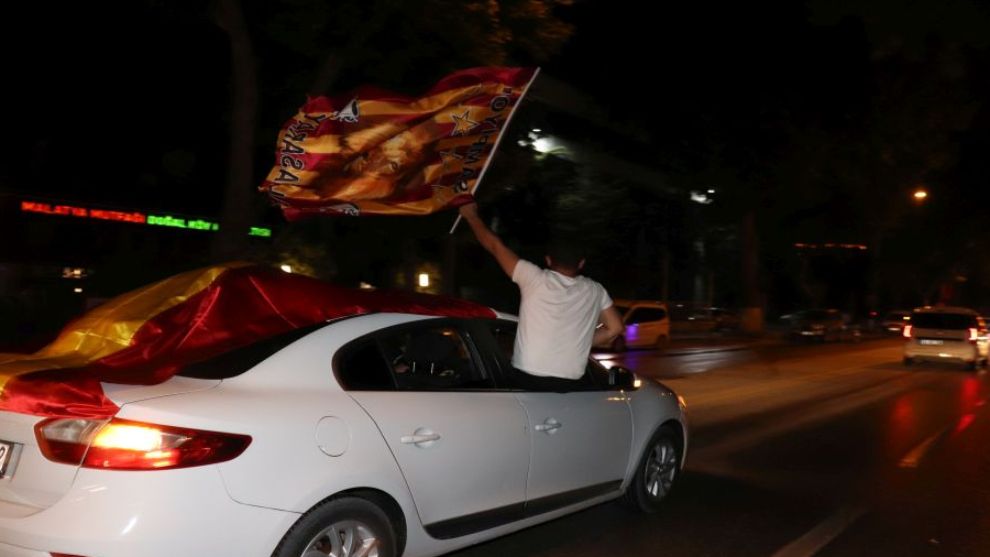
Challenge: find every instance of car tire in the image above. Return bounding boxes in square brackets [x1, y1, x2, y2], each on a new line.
[654, 335, 670, 349]
[966, 360, 978, 371]
[622, 426, 680, 513]
[272, 497, 396, 557]
[612, 336, 627, 352]
[903, 357, 914, 366]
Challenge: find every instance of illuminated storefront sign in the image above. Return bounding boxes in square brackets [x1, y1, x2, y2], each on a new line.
[20, 200, 272, 237]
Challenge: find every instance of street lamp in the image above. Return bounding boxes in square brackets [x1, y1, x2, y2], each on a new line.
[533, 137, 554, 153]
[912, 188, 928, 202]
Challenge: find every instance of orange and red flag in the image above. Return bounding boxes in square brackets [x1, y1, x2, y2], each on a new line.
[260, 67, 538, 219]
[0, 264, 494, 419]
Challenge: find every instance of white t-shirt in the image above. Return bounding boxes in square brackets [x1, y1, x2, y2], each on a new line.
[511, 259, 613, 379]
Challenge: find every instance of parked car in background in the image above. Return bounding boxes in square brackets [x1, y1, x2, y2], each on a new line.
[881, 310, 912, 335]
[785, 309, 861, 342]
[597, 300, 670, 352]
[903, 306, 988, 370]
[709, 308, 740, 331]
[668, 303, 723, 335]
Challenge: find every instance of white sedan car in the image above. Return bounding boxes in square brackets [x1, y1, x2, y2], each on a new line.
[0, 311, 688, 557]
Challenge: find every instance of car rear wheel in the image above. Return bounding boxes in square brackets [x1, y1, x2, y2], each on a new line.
[654, 335, 669, 349]
[272, 497, 396, 557]
[622, 427, 680, 513]
[966, 360, 978, 371]
[903, 357, 914, 366]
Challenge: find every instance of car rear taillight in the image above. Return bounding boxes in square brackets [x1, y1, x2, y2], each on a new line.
[903, 325, 913, 338]
[34, 418, 109, 466]
[969, 328, 979, 343]
[35, 418, 251, 470]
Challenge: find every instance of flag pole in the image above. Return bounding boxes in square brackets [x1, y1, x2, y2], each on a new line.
[449, 67, 541, 234]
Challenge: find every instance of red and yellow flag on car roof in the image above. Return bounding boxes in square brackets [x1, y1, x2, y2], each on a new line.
[0, 264, 495, 419]
[259, 67, 538, 219]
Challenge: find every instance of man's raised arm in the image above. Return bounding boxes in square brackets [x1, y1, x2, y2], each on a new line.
[459, 202, 520, 278]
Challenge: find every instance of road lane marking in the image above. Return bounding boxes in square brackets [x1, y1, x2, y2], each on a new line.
[771, 506, 866, 557]
[898, 428, 946, 468]
[900, 401, 989, 467]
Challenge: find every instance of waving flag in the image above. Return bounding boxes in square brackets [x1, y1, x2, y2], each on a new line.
[0, 264, 495, 419]
[260, 67, 538, 219]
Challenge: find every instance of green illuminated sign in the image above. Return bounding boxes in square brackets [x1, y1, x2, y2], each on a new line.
[146, 214, 271, 237]
[22, 200, 273, 238]
[147, 214, 220, 231]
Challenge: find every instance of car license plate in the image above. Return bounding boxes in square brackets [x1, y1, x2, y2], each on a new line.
[0, 440, 13, 477]
[919, 339, 944, 346]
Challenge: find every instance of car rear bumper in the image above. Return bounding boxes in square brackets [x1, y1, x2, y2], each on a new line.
[904, 342, 978, 362]
[0, 465, 297, 557]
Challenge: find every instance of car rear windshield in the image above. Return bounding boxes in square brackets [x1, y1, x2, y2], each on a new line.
[910, 313, 977, 330]
[178, 323, 325, 379]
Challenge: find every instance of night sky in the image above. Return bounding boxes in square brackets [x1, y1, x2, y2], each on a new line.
[3, 1, 987, 213]
[2, 0, 990, 312]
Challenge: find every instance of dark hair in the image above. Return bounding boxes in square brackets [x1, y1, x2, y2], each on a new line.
[546, 238, 584, 269]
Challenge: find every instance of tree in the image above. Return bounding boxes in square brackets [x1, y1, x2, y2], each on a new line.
[213, 0, 259, 261]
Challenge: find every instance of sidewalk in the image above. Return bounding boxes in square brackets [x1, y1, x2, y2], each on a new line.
[660, 328, 894, 356]
[590, 333, 779, 358]
[661, 333, 780, 356]
[593, 329, 897, 358]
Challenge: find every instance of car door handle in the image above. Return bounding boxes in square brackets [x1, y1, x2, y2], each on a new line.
[400, 433, 442, 445]
[534, 419, 562, 433]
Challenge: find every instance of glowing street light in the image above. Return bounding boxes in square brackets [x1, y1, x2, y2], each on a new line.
[533, 137, 554, 153]
[913, 189, 928, 202]
[418, 273, 431, 288]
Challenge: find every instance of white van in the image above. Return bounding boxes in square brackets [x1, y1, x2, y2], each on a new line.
[903, 306, 989, 370]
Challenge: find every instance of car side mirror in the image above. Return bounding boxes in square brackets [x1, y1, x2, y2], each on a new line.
[608, 366, 637, 389]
